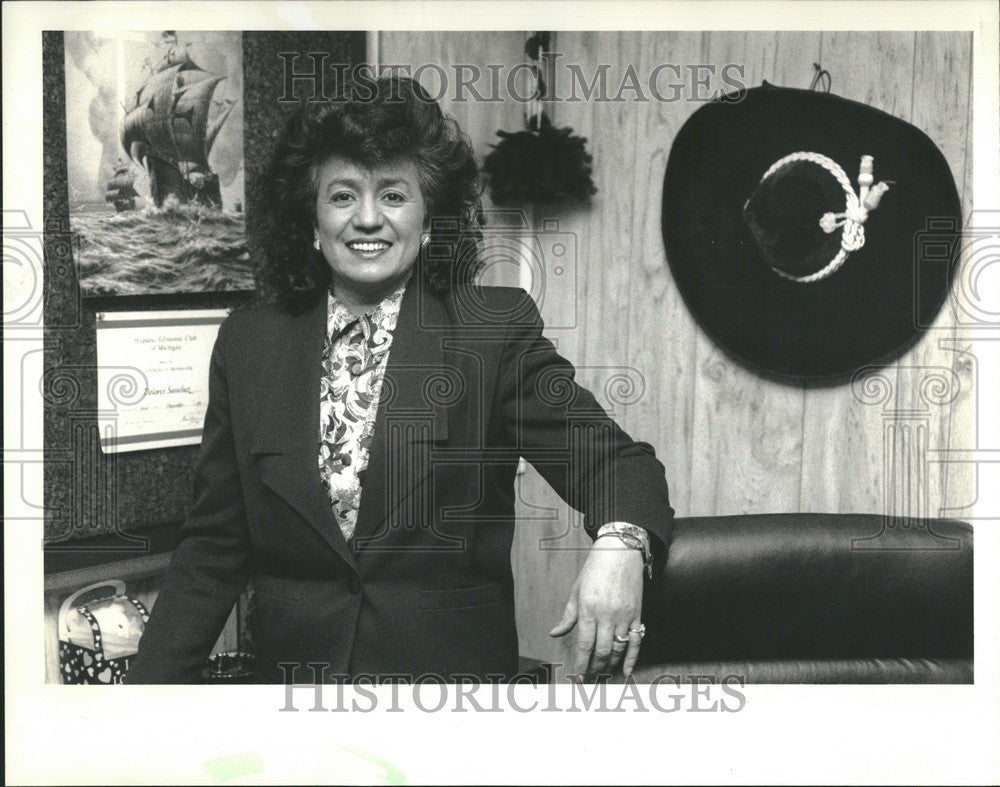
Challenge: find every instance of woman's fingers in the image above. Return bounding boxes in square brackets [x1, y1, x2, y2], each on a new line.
[565, 543, 645, 679]
[607, 626, 630, 670]
[572, 616, 597, 679]
[548, 591, 579, 638]
[588, 620, 618, 676]
[622, 615, 644, 678]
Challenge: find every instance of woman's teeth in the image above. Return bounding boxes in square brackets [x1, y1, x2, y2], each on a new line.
[348, 242, 390, 252]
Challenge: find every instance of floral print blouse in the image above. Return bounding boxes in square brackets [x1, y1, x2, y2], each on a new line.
[318, 276, 409, 542]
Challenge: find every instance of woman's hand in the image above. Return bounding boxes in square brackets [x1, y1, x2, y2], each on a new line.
[549, 537, 645, 679]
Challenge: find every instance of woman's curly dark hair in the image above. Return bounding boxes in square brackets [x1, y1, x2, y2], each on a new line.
[256, 76, 485, 312]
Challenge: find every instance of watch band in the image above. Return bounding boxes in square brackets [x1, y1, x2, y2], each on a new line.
[596, 522, 653, 579]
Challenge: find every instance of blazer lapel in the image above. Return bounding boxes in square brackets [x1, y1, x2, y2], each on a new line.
[353, 273, 451, 549]
[251, 297, 357, 572]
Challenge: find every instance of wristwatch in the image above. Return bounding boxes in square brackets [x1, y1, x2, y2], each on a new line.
[595, 522, 653, 579]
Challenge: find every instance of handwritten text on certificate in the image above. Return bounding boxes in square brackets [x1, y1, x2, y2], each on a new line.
[95, 309, 230, 453]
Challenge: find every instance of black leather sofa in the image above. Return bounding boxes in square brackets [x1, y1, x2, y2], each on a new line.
[624, 513, 973, 684]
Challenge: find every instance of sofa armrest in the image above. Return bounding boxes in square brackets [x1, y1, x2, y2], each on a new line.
[639, 514, 972, 664]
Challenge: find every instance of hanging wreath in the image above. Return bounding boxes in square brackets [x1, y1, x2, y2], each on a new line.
[483, 32, 597, 207]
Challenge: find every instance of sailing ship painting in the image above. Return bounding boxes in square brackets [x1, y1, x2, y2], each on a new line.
[64, 31, 253, 296]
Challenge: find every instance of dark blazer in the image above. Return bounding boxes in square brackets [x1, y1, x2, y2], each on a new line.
[127, 275, 674, 684]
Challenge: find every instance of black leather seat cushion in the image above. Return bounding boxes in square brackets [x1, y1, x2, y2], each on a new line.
[623, 657, 972, 685]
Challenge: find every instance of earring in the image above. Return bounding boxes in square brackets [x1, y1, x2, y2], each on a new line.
[421, 235, 430, 248]
[313, 238, 321, 251]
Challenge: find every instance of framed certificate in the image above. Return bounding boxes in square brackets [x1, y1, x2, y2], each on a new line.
[95, 309, 230, 453]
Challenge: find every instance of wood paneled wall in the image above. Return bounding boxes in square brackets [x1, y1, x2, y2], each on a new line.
[379, 31, 974, 664]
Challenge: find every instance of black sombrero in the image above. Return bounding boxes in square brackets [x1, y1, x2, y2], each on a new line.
[662, 82, 962, 385]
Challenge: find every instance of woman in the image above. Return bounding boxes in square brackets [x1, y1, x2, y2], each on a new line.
[127, 76, 674, 684]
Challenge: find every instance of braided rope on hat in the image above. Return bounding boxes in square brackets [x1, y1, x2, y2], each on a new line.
[757, 152, 891, 283]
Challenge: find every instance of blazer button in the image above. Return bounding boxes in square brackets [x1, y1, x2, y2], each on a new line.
[346, 575, 361, 595]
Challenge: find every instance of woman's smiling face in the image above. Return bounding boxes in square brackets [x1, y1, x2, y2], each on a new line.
[313, 155, 428, 303]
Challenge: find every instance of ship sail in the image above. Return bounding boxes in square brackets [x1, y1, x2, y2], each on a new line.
[120, 34, 235, 207]
[171, 70, 226, 165]
[205, 98, 237, 155]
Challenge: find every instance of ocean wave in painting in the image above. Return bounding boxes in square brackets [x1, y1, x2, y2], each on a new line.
[70, 198, 254, 297]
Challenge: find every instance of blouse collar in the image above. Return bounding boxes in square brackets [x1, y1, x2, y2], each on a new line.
[326, 271, 412, 345]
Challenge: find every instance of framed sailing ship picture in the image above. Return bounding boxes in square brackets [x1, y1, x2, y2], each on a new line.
[63, 30, 253, 296]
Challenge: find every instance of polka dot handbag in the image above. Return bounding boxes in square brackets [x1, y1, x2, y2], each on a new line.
[58, 581, 150, 685]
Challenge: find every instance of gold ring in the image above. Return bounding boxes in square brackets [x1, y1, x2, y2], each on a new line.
[612, 633, 629, 644]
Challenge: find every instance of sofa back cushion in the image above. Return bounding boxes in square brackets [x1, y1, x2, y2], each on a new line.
[640, 514, 973, 663]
